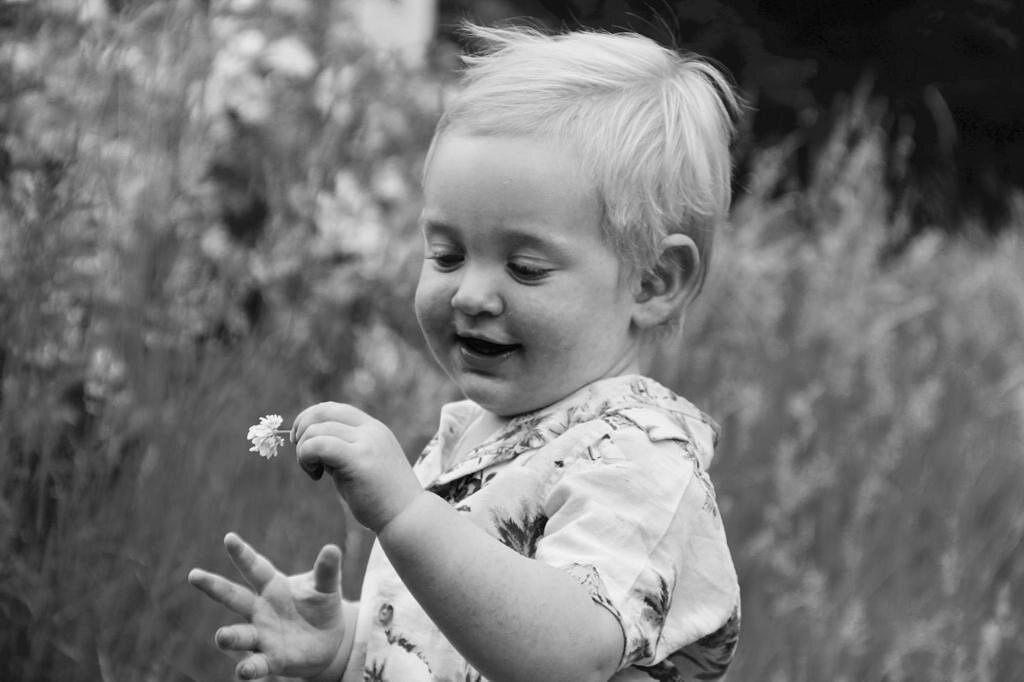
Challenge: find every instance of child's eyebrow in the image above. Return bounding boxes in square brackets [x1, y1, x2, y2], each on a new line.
[500, 229, 572, 256]
[420, 215, 575, 257]
[419, 217, 456, 235]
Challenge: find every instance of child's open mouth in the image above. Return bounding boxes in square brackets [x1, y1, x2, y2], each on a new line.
[456, 334, 520, 366]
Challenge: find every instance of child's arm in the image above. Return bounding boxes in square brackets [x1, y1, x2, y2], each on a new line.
[379, 491, 624, 682]
[187, 533, 357, 681]
[294, 403, 624, 682]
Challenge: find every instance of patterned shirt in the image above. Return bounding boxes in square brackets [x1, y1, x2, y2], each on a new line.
[342, 375, 740, 682]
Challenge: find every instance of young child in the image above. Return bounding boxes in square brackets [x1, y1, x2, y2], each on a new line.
[189, 23, 742, 682]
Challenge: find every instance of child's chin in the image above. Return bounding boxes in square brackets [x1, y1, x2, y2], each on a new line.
[457, 377, 531, 416]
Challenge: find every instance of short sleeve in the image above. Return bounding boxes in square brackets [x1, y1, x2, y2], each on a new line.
[533, 426, 739, 670]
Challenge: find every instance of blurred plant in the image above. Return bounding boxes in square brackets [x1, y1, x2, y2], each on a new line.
[653, 89, 1024, 681]
[1, 1, 448, 679]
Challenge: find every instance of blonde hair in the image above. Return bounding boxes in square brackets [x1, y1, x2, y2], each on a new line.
[427, 23, 742, 300]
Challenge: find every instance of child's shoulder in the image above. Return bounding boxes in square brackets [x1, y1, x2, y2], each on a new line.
[577, 375, 717, 443]
[518, 374, 720, 468]
[424, 375, 720, 474]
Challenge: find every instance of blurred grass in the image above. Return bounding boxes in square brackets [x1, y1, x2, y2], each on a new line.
[1, 2, 1022, 681]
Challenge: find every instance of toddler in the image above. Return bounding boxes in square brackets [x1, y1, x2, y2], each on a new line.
[189, 23, 742, 682]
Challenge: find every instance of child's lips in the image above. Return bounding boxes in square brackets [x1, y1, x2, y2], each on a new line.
[455, 334, 520, 369]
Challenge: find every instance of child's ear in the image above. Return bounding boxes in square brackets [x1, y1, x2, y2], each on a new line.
[631, 233, 700, 330]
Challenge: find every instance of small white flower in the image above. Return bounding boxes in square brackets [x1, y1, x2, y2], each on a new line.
[247, 414, 288, 458]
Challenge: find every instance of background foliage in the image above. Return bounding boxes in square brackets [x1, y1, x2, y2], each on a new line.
[2, 1, 1022, 680]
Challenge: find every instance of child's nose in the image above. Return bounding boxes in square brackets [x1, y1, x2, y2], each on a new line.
[450, 266, 504, 316]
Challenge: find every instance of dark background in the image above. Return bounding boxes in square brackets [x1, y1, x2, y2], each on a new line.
[440, 0, 1024, 242]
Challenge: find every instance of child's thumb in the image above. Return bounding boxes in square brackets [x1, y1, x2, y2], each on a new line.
[312, 544, 342, 594]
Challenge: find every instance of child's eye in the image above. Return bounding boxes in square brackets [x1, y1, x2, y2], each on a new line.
[426, 251, 464, 270]
[507, 260, 552, 282]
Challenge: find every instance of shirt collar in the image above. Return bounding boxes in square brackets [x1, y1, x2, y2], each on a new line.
[417, 375, 720, 489]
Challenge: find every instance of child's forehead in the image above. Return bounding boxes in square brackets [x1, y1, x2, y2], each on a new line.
[427, 132, 591, 192]
[418, 134, 617, 248]
[425, 130, 598, 196]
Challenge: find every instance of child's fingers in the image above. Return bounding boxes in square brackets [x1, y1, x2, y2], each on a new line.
[224, 532, 277, 592]
[296, 422, 362, 456]
[295, 424, 364, 481]
[215, 624, 260, 653]
[235, 652, 272, 680]
[296, 422, 362, 452]
[187, 568, 256, 618]
[295, 436, 357, 483]
[300, 458, 325, 481]
[312, 544, 342, 594]
[291, 402, 371, 444]
[298, 420, 362, 441]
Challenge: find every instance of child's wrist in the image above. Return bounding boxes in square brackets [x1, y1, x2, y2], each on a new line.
[304, 599, 359, 682]
[376, 490, 445, 546]
[303, 649, 348, 682]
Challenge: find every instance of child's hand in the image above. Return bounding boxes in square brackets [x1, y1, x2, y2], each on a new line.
[187, 533, 350, 681]
[292, 402, 423, 534]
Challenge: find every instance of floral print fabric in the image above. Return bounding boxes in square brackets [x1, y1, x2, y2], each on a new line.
[342, 375, 740, 682]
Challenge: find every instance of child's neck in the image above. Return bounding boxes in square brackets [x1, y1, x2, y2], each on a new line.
[453, 409, 509, 459]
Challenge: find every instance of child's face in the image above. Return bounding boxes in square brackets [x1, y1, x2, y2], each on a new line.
[415, 132, 643, 417]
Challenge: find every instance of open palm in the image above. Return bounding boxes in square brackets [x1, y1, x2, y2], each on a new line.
[188, 532, 347, 680]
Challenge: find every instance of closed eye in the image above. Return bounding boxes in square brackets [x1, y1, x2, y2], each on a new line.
[507, 260, 552, 283]
[426, 251, 463, 271]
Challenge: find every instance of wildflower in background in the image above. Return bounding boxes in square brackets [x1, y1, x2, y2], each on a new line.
[0, 41, 43, 78]
[204, 26, 271, 122]
[247, 414, 289, 458]
[261, 37, 317, 81]
[313, 64, 360, 125]
[371, 159, 409, 204]
[313, 169, 387, 262]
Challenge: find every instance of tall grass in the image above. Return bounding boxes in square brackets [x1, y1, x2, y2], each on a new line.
[660, 102, 1024, 679]
[2, 3, 1022, 681]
